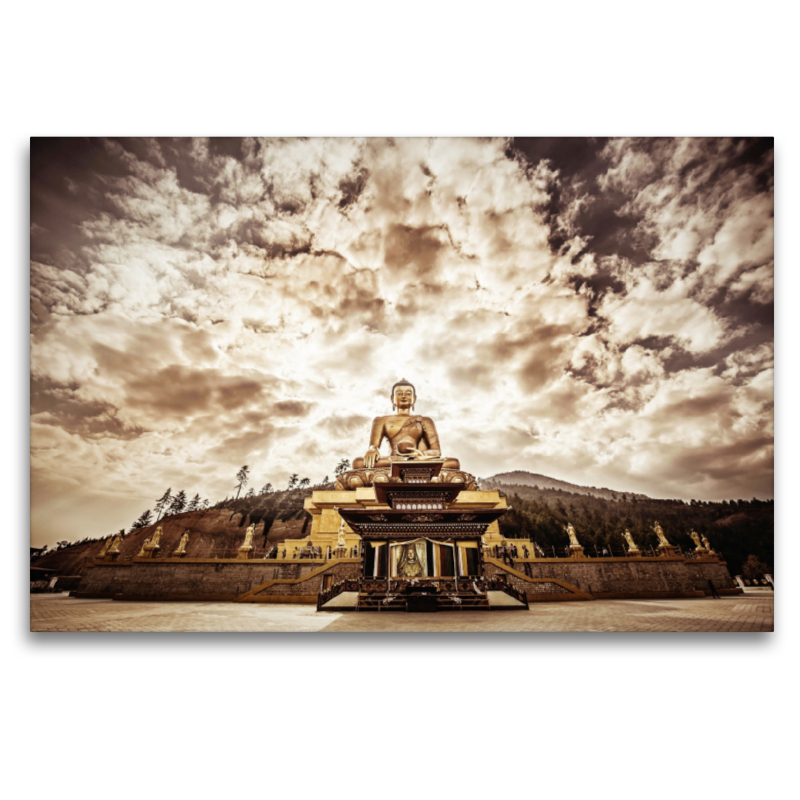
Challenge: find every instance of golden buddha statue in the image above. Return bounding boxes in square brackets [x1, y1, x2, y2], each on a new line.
[352, 379, 460, 471]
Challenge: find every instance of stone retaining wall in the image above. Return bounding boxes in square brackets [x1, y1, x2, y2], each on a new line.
[486, 557, 738, 600]
[76, 559, 360, 602]
[75, 554, 738, 603]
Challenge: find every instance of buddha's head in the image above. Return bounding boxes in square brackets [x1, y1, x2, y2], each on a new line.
[391, 378, 416, 412]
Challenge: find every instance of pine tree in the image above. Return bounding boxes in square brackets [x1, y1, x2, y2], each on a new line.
[168, 490, 187, 515]
[188, 493, 201, 512]
[298, 477, 310, 489]
[334, 459, 350, 476]
[235, 465, 250, 499]
[154, 488, 172, 521]
[288, 473, 299, 489]
[245, 487, 255, 498]
[201, 499, 209, 509]
[260, 482, 273, 495]
[130, 509, 153, 530]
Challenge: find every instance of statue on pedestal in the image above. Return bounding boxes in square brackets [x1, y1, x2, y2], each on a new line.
[149, 526, 162, 550]
[689, 530, 708, 554]
[173, 531, 190, 557]
[564, 523, 586, 558]
[652, 521, 677, 556]
[237, 524, 255, 559]
[138, 526, 162, 558]
[335, 379, 474, 489]
[565, 523, 581, 548]
[356, 380, 458, 469]
[97, 537, 113, 559]
[623, 529, 641, 555]
[653, 521, 670, 548]
[105, 532, 122, 559]
[337, 518, 347, 548]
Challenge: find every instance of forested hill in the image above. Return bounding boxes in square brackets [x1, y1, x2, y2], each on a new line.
[492, 481, 773, 578]
[484, 471, 651, 501]
[30, 486, 319, 579]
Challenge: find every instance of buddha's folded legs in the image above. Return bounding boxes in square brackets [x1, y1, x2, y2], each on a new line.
[351, 456, 393, 469]
[350, 456, 460, 470]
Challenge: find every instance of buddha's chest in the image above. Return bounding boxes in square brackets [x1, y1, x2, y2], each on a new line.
[385, 417, 422, 440]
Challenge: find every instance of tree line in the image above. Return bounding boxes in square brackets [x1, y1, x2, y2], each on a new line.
[126, 461, 352, 532]
[493, 482, 773, 578]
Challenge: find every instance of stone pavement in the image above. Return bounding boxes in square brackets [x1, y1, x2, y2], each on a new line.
[30, 589, 774, 632]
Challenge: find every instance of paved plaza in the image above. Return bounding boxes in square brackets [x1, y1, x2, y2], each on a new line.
[30, 589, 774, 632]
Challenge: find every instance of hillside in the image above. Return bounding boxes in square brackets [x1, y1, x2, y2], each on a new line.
[484, 471, 651, 501]
[32, 474, 774, 584]
[31, 487, 318, 580]
[492, 480, 773, 577]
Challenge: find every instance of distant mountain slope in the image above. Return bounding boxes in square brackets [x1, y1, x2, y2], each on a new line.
[483, 471, 651, 501]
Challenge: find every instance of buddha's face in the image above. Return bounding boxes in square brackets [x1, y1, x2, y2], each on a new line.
[406, 547, 417, 563]
[393, 385, 415, 410]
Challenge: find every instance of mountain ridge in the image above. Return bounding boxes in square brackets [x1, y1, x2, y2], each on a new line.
[483, 470, 651, 501]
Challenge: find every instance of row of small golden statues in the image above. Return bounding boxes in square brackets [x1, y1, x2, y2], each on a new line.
[97, 519, 715, 563]
[96, 519, 345, 562]
[563, 521, 715, 558]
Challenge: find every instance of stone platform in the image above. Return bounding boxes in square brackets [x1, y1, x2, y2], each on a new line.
[31, 590, 773, 632]
[73, 551, 739, 603]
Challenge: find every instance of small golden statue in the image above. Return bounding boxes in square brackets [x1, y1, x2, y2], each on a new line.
[138, 526, 162, 558]
[243, 525, 254, 548]
[652, 521, 671, 548]
[689, 530, 707, 553]
[97, 537, 113, 559]
[565, 523, 581, 548]
[107, 532, 122, 555]
[337, 518, 347, 548]
[149, 526, 162, 549]
[173, 531, 190, 557]
[237, 524, 255, 559]
[623, 529, 641, 554]
[701, 534, 715, 554]
[564, 523, 586, 558]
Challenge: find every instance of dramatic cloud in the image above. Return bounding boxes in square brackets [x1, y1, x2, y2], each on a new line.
[30, 137, 774, 546]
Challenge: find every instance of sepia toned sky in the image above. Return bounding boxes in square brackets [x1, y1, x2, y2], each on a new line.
[30, 137, 774, 546]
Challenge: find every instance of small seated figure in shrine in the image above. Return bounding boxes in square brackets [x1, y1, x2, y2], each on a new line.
[352, 379, 460, 470]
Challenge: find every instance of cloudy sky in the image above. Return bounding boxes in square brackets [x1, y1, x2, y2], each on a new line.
[30, 137, 773, 547]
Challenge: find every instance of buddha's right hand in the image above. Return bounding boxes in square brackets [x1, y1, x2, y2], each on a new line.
[364, 447, 380, 468]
